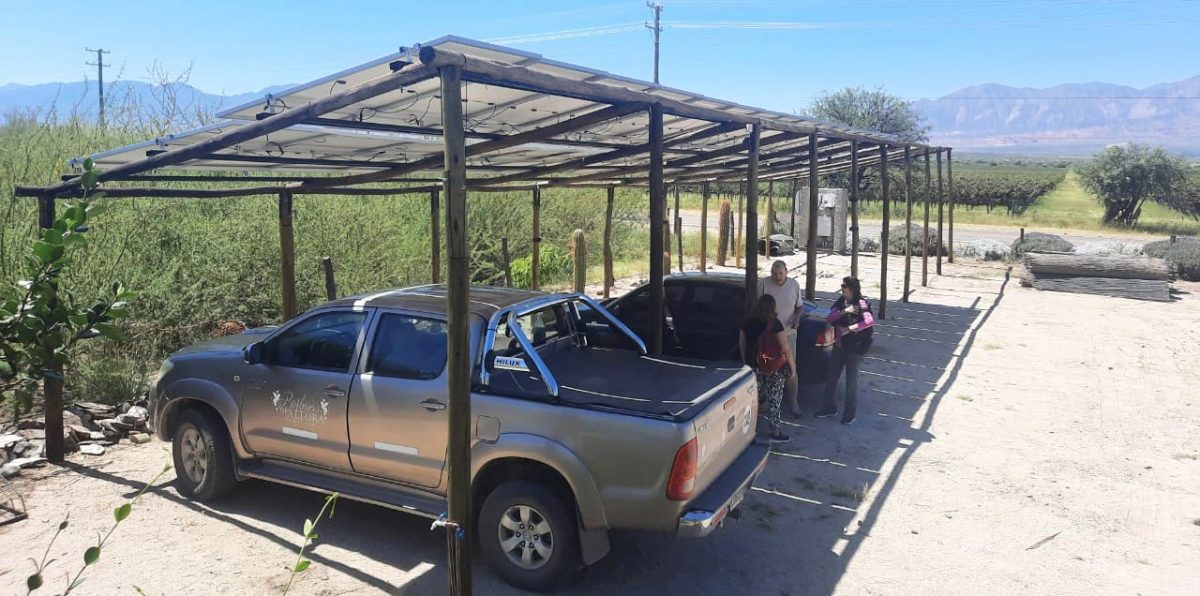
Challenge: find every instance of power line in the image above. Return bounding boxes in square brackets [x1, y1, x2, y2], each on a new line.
[85, 47, 111, 129]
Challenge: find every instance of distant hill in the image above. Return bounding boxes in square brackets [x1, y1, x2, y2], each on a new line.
[915, 76, 1200, 156]
[0, 80, 293, 123]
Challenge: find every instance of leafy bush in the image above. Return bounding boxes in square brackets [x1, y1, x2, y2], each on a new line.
[886, 223, 945, 256]
[1143, 237, 1199, 259]
[1011, 232, 1074, 256]
[509, 245, 572, 289]
[1165, 241, 1200, 281]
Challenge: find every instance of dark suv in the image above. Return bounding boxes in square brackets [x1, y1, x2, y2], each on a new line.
[581, 273, 834, 381]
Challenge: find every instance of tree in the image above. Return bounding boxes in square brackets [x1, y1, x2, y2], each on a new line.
[1078, 144, 1188, 225]
[807, 86, 929, 143]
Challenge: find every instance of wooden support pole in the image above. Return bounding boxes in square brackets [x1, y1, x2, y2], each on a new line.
[850, 139, 860, 279]
[322, 257, 337, 301]
[790, 178, 799, 238]
[936, 149, 945, 276]
[37, 193, 64, 463]
[278, 191, 297, 321]
[745, 123, 761, 313]
[531, 187, 542, 290]
[805, 132, 820, 301]
[700, 181, 709, 273]
[903, 146, 914, 303]
[501, 237, 513, 288]
[947, 148, 955, 263]
[765, 179, 775, 239]
[648, 104, 667, 355]
[735, 184, 744, 268]
[603, 187, 615, 298]
[878, 146, 890, 321]
[923, 150, 931, 287]
[439, 64, 473, 596]
[573, 230, 587, 293]
[430, 189, 441, 284]
[675, 183, 683, 273]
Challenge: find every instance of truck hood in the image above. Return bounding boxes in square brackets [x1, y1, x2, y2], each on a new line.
[173, 327, 275, 356]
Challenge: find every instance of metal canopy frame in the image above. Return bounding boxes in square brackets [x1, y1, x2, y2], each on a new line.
[17, 36, 954, 594]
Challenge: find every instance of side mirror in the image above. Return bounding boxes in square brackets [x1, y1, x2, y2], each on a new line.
[243, 342, 265, 365]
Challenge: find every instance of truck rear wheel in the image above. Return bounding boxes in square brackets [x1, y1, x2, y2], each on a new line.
[172, 409, 237, 501]
[478, 481, 579, 592]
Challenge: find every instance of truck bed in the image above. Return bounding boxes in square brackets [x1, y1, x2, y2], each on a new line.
[541, 347, 751, 420]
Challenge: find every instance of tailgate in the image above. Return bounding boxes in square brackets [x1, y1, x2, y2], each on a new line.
[689, 369, 758, 496]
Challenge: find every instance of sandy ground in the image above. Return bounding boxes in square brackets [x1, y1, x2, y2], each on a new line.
[2, 253, 1199, 595]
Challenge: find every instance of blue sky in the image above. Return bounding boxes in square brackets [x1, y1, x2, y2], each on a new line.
[3, 0, 1199, 114]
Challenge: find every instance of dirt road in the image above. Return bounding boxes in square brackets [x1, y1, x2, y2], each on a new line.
[2, 255, 1198, 595]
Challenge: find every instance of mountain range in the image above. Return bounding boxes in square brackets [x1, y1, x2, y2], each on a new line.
[3, 76, 1199, 156]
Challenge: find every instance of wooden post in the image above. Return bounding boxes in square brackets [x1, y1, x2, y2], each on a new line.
[430, 189, 441, 284]
[790, 178, 799, 238]
[603, 187, 615, 298]
[765, 179, 775, 239]
[850, 140, 860, 279]
[947, 148, 955, 263]
[573, 230, 587, 293]
[735, 184, 744, 268]
[745, 123, 761, 313]
[700, 181, 709, 273]
[648, 104, 666, 355]
[439, 64, 473, 596]
[531, 187, 542, 290]
[878, 146, 890, 321]
[936, 149, 945, 276]
[321, 257, 337, 301]
[37, 193, 64, 463]
[922, 150, 931, 287]
[1020, 228, 1026, 244]
[501, 237, 512, 288]
[805, 132, 820, 301]
[278, 191, 297, 321]
[674, 183, 683, 272]
[903, 146, 914, 303]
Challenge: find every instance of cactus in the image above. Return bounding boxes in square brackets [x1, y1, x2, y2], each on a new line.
[717, 200, 732, 266]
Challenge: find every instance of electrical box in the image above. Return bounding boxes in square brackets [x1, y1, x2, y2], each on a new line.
[794, 188, 849, 253]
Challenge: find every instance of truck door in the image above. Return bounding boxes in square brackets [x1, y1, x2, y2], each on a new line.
[346, 312, 450, 488]
[239, 309, 366, 471]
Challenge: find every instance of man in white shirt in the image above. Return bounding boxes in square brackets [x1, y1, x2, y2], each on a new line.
[759, 260, 803, 418]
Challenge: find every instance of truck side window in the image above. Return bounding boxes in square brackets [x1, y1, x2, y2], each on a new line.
[493, 306, 568, 357]
[267, 311, 366, 372]
[367, 314, 448, 380]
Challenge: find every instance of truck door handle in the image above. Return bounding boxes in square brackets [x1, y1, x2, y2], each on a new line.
[420, 398, 447, 412]
[323, 385, 345, 399]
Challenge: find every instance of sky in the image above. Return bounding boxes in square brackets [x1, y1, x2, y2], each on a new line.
[2, 0, 1199, 115]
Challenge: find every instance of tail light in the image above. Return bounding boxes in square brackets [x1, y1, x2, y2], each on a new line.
[667, 438, 698, 501]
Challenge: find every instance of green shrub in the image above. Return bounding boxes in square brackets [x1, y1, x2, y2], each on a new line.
[1011, 232, 1074, 256]
[510, 245, 572, 289]
[1143, 237, 1199, 259]
[886, 223, 945, 256]
[1165, 241, 1200, 281]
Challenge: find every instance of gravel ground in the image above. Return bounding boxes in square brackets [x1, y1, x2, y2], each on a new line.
[2, 254, 1198, 595]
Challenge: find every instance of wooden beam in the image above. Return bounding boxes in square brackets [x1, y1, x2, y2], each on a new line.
[903, 146, 913, 303]
[735, 183, 744, 268]
[850, 139, 860, 279]
[501, 237, 513, 288]
[278, 191, 298, 321]
[37, 193, 64, 464]
[805, 132, 819, 301]
[947, 148, 955, 263]
[322, 257, 337, 301]
[39, 62, 437, 197]
[744, 123, 761, 314]
[430, 189, 441, 284]
[878, 146, 890, 320]
[789, 178, 798, 238]
[439, 64, 473, 596]
[936, 149, 945, 276]
[648, 104, 666, 355]
[674, 183, 683, 272]
[923, 149, 931, 287]
[531, 187, 542, 290]
[604, 187, 615, 298]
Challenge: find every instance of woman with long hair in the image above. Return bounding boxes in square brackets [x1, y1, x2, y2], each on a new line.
[739, 294, 795, 443]
[816, 276, 875, 425]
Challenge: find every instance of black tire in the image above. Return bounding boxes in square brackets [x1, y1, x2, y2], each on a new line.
[172, 408, 237, 501]
[478, 481, 580, 592]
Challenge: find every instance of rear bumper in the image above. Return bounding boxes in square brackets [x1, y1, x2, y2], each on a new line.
[677, 440, 770, 538]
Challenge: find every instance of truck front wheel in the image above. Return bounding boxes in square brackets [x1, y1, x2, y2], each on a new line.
[478, 481, 580, 592]
[171, 408, 237, 501]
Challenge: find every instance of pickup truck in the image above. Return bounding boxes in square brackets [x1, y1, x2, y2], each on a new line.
[149, 285, 769, 591]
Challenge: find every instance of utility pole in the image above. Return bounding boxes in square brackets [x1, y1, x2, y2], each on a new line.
[85, 47, 111, 129]
[646, 2, 662, 84]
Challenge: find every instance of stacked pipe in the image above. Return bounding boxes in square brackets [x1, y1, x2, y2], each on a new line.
[1020, 252, 1174, 302]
